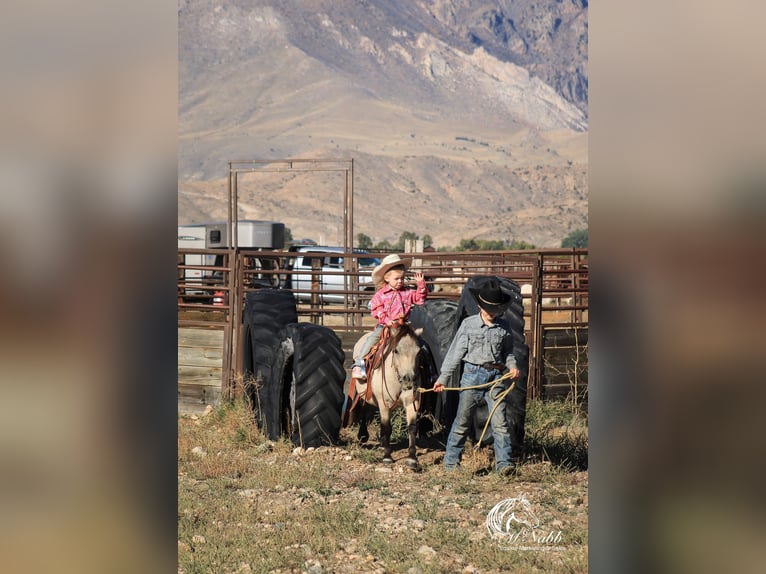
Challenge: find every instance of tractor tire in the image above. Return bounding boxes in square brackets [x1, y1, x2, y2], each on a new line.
[241, 289, 298, 440]
[277, 323, 346, 447]
[409, 299, 460, 426]
[410, 299, 459, 369]
[412, 342, 440, 435]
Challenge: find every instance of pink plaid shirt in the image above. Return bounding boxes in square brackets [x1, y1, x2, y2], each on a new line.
[370, 279, 427, 325]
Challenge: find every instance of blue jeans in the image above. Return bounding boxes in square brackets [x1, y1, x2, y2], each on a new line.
[443, 363, 513, 469]
[354, 324, 383, 366]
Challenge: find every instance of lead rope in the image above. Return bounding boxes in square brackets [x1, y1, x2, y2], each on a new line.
[419, 371, 518, 448]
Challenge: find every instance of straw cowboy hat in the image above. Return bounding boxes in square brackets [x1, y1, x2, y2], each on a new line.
[468, 278, 512, 315]
[371, 253, 412, 285]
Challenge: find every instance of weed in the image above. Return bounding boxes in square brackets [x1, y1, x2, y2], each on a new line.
[523, 398, 588, 471]
[178, 397, 588, 573]
[350, 446, 381, 464]
[357, 480, 384, 492]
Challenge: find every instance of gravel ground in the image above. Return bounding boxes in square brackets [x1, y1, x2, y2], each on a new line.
[179, 409, 588, 574]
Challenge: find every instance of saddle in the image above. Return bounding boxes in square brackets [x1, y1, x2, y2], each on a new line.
[341, 324, 398, 427]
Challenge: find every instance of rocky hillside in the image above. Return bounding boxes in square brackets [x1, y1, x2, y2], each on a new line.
[178, 0, 588, 248]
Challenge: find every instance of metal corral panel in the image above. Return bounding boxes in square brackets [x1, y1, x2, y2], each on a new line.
[178, 327, 225, 413]
[541, 327, 589, 401]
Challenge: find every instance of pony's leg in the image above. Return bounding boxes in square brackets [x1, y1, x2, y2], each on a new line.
[357, 404, 369, 444]
[404, 401, 420, 470]
[379, 405, 394, 463]
[399, 391, 419, 470]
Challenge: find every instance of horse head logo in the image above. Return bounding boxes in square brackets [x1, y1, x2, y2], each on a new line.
[486, 494, 541, 540]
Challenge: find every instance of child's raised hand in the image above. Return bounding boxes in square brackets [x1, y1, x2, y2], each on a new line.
[413, 271, 424, 283]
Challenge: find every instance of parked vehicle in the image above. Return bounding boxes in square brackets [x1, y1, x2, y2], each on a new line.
[177, 223, 217, 299]
[178, 220, 286, 294]
[178, 222, 380, 304]
[177, 223, 209, 281]
[284, 245, 381, 303]
[202, 220, 285, 250]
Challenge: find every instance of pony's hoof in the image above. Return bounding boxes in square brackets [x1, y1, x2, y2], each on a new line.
[404, 458, 420, 471]
[382, 457, 394, 464]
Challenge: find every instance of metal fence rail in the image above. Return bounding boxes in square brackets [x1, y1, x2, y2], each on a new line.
[177, 248, 588, 406]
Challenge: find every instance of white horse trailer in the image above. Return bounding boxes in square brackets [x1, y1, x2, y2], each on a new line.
[202, 220, 285, 249]
[179, 220, 286, 296]
[178, 224, 218, 300]
[177, 223, 210, 276]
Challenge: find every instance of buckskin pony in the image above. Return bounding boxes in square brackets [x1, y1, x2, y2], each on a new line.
[344, 322, 425, 470]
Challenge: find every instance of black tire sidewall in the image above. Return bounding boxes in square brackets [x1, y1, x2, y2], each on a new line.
[242, 289, 298, 440]
[283, 323, 346, 447]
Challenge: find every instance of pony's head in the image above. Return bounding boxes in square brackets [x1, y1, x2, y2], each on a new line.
[388, 323, 423, 389]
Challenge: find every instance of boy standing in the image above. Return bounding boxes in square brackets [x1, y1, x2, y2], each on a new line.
[433, 279, 519, 475]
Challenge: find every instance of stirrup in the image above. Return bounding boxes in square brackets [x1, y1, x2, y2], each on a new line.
[351, 365, 367, 380]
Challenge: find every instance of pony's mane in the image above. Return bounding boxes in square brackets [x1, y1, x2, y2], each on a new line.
[393, 322, 415, 342]
[386, 322, 419, 351]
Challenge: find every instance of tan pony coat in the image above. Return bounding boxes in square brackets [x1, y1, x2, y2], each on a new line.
[350, 324, 424, 468]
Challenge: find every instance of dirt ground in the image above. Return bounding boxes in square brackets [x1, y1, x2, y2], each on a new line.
[178, 407, 589, 573]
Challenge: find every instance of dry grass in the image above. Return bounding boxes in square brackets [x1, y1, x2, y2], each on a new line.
[178, 399, 588, 574]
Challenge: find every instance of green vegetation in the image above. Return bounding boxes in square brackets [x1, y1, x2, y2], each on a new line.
[356, 233, 373, 249]
[561, 228, 587, 248]
[358, 231, 536, 252]
[367, 230, 428, 251]
[459, 238, 536, 251]
[523, 399, 588, 473]
[437, 238, 536, 251]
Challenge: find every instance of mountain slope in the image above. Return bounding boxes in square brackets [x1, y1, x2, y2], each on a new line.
[178, 0, 588, 248]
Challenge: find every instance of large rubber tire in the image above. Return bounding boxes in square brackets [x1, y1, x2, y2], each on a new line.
[241, 289, 298, 440]
[278, 323, 346, 447]
[411, 340, 442, 436]
[410, 299, 459, 369]
[454, 276, 529, 458]
[409, 299, 460, 426]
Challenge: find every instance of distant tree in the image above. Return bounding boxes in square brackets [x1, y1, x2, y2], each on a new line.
[507, 239, 536, 250]
[482, 239, 506, 250]
[457, 238, 479, 251]
[561, 228, 588, 248]
[445, 238, 536, 251]
[284, 227, 293, 243]
[374, 239, 393, 251]
[356, 233, 373, 249]
[422, 234, 433, 248]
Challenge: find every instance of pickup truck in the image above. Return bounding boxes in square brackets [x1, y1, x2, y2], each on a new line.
[284, 246, 381, 303]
